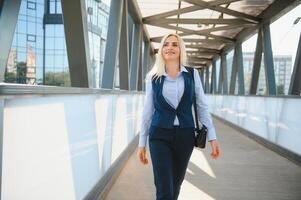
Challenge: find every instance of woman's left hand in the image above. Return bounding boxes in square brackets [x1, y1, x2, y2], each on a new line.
[209, 139, 220, 160]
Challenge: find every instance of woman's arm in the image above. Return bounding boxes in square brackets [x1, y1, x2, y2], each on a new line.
[138, 74, 154, 147]
[193, 68, 217, 142]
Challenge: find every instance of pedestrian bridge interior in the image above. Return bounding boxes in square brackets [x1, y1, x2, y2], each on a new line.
[0, 0, 301, 200]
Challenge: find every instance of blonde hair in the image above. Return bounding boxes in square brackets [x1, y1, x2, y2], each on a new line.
[147, 33, 187, 81]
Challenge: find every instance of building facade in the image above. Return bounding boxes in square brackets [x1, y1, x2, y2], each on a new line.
[4, 0, 110, 88]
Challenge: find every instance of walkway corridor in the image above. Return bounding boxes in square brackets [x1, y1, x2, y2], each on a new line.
[105, 118, 301, 200]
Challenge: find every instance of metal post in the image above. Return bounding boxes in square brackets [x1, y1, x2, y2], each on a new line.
[262, 23, 276, 95]
[129, 23, 142, 91]
[0, 0, 21, 82]
[205, 66, 210, 93]
[249, 27, 263, 95]
[229, 48, 238, 94]
[289, 33, 301, 95]
[218, 58, 223, 94]
[237, 43, 245, 95]
[210, 60, 217, 94]
[221, 53, 228, 94]
[118, 0, 129, 90]
[142, 41, 150, 91]
[61, 0, 92, 87]
[100, 0, 124, 89]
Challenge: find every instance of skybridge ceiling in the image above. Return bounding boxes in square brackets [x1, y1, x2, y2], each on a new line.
[136, 0, 276, 68]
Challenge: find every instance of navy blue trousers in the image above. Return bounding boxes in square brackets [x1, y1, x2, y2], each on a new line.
[149, 125, 195, 200]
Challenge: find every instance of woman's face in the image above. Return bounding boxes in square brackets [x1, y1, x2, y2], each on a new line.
[162, 35, 180, 62]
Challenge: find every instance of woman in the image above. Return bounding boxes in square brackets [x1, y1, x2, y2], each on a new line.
[137, 33, 221, 200]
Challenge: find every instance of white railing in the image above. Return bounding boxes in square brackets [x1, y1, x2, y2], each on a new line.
[1, 85, 144, 200]
[207, 94, 301, 156]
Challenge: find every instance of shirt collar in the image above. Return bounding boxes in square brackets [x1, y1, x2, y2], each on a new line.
[163, 64, 188, 77]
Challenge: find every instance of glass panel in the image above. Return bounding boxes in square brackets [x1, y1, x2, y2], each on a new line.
[226, 50, 234, 91]
[242, 34, 258, 95]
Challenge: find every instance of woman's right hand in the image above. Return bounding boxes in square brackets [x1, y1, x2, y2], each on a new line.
[137, 147, 149, 165]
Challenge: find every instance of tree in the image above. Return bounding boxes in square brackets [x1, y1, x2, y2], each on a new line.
[45, 71, 71, 87]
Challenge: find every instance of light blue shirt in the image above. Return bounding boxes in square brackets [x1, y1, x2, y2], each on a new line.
[139, 65, 217, 147]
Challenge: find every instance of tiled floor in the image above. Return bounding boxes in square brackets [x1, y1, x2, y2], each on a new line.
[105, 118, 301, 200]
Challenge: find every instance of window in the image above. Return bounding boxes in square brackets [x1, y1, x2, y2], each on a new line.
[27, 34, 36, 42]
[27, 1, 36, 10]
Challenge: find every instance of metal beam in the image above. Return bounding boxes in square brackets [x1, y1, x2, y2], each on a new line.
[210, 60, 217, 94]
[229, 48, 238, 94]
[149, 22, 235, 43]
[221, 53, 228, 94]
[61, 0, 92, 87]
[249, 28, 263, 95]
[262, 23, 276, 95]
[151, 18, 255, 25]
[0, 0, 21, 82]
[205, 67, 210, 93]
[137, 42, 143, 91]
[0, 100, 3, 199]
[186, 51, 219, 57]
[236, 43, 245, 95]
[289, 33, 301, 95]
[143, 0, 241, 23]
[183, 0, 260, 23]
[218, 58, 223, 94]
[129, 23, 142, 91]
[185, 46, 221, 54]
[119, 0, 129, 90]
[142, 41, 150, 91]
[199, 68, 205, 89]
[127, 0, 154, 52]
[101, 0, 123, 89]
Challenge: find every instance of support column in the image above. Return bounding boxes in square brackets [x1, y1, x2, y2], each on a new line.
[262, 23, 276, 95]
[61, 0, 92, 87]
[137, 41, 143, 91]
[129, 23, 142, 91]
[205, 66, 210, 93]
[199, 68, 205, 89]
[289, 33, 301, 95]
[210, 61, 217, 94]
[250, 27, 263, 95]
[218, 58, 223, 94]
[101, 0, 123, 89]
[221, 53, 228, 94]
[229, 48, 238, 94]
[118, 0, 129, 90]
[236, 43, 245, 95]
[0, 0, 21, 82]
[142, 41, 150, 91]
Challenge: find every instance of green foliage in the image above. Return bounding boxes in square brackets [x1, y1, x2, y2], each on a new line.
[45, 71, 71, 87]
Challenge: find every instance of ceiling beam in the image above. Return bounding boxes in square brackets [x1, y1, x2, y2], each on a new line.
[149, 18, 256, 25]
[143, 0, 241, 23]
[185, 46, 221, 54]
[182, 0, 260, 23]
[149, 23, 235, 43]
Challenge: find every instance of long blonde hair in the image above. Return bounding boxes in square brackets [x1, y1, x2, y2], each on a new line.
[147, 33, 187, 81]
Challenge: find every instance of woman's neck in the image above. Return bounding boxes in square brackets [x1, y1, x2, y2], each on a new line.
[165, 61, 180, 80]
[165, 61, 180, 74]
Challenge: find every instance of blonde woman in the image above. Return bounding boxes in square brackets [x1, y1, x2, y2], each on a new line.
[137, 33, 220, 200]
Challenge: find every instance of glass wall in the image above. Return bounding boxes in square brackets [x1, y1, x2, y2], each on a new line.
[242, 34, 258, 95]
[4, 0, 110, 88]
